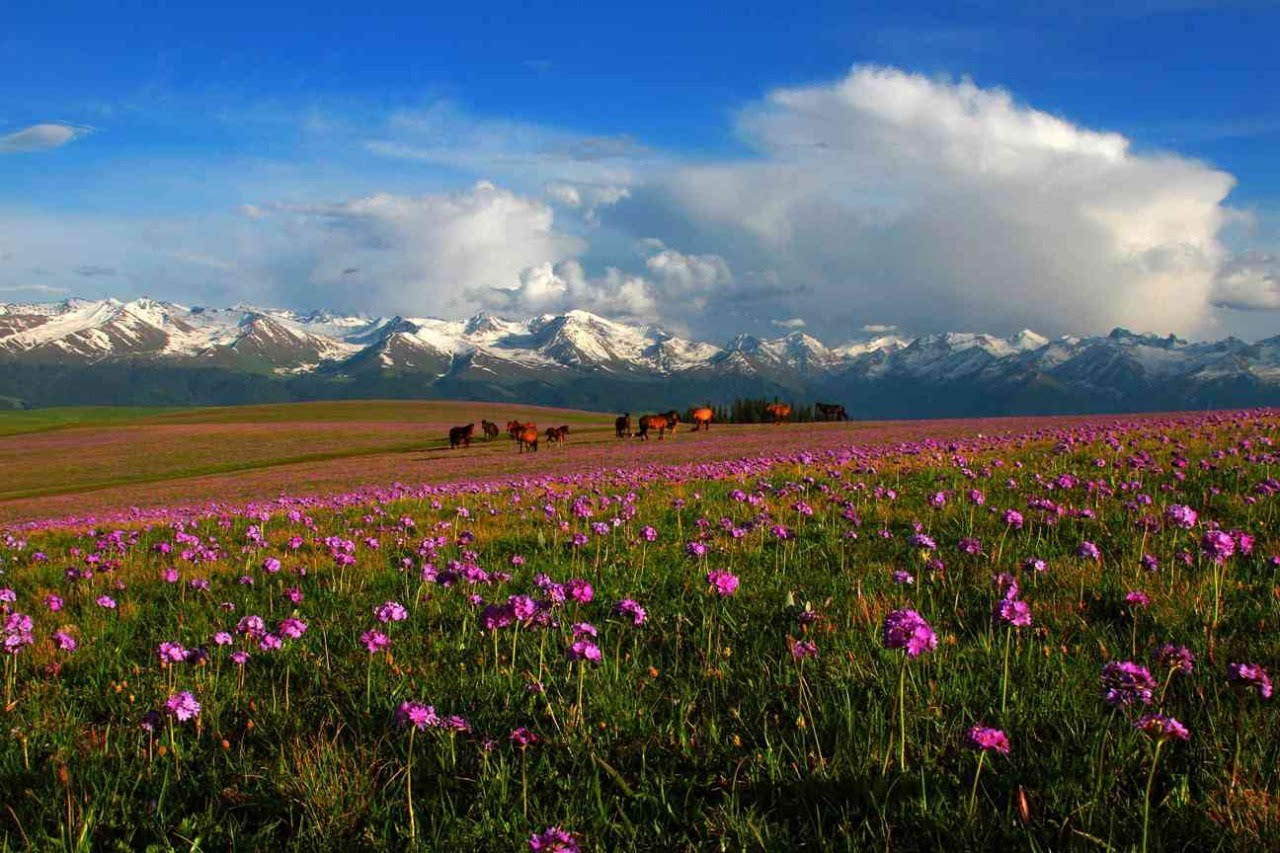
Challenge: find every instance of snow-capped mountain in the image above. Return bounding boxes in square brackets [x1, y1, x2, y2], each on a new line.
[2, 296, 1279, 415]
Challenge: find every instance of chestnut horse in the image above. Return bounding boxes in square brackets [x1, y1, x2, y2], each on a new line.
[481, 419, 500, 440]
[448, 423, 475, 449]
[690, 406, 713, 431]
[764, 403, 792, 424]
[636, 410, 679, 441]
[516, 426, 539, 453]
[507, 420, 535, 439]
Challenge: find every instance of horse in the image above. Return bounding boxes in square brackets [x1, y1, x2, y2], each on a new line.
[481, 420, 500, 440]
[815, 402, 849, 422]
[615, 413, 632, 438]
[508, 420, 535, 440]
[516, 426, 539, 453]
[764, 403, 792, 424]
[690, 406, 713, 431]
[448, 423, 475, 449]
[636, 410, 679, 441]
[544, 425, 569, 446]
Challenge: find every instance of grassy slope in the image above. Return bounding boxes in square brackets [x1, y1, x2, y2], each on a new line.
[0, 400, 615, 507]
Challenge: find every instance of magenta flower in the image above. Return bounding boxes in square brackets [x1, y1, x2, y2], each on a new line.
[1156, 644, 1194, 674]
[157, 641, 188, 664]
[566, 639, 602, 663]
[614, 599, 647, 626]
[567, 579, 594, 604]
[707, 570, 739, 597]
[882, 609, 937, 657]
[966, 725, 1010, 755]
[1076, 541, 1101, 561]
[1125, 590, 1150, 609]
[1100, 660, 1157, 706]
[1227, 662, 1273, 699]
[375, 601, 408, 623]
[44, 594, 63, 612]
[510, 726, 538, 748]
[1164, 504, 1198, 529]
[277, 617, 308, 639]
[52, 631, 77, 652]
[165, 691, 201, 722]
[361, 629, 390, 653]
[529, 826, 580, 852]
[397, 701, 439, 730]
[1201, 529, 1235, 562]
[995, 598, 1032, 628]
[790, 639, 819, 660]
[95, 595, 117, 610]
[1134, 713, 1190, 741]
[1003, 509, 1024, 529]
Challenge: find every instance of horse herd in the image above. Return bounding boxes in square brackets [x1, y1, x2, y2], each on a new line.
[445, 401, 849, 452]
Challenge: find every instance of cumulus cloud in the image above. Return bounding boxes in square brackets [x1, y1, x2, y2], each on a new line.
[249, 181, 585, 316]
[0, 123, 89, 153]
[1211, 252, 1280, 311]
[641, 65, 1236, 338]
[474, 238, 731, 322]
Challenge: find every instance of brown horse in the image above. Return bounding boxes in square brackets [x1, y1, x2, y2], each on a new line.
[764, 403, 792, 424]
[636, 410, 679, 441]
[481, 419, 500, 440]
[615, 413, 632, 438]
[507, 420, 535, 439]
[516, 426, 539, 453]
[544, 425, 569, 446]
[690, 406, 713, 431]
[448, 423, 475, 449]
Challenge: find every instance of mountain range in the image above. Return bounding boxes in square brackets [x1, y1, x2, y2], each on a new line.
[1, 297, 1278, 416]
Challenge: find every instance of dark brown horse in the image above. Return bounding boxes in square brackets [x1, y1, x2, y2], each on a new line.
[481, 419, 500, 440]
[636, 410, 679, 441]
[448, 423, 475, 449]
[516, 426, 539, 453]
[815, 402, 848, 422]
[615, 413, 632, 438]
[544, 425, 569, 446]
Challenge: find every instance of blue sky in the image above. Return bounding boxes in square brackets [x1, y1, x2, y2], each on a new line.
[3, 1, 1279, 341]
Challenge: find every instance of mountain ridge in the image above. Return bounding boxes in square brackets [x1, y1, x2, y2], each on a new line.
[1, 297, 1278, 414]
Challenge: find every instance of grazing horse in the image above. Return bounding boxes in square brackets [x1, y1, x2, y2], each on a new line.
[764, 403, 792, 424]
[615, 413, 632, 438]
[636, 410, 679, 441]
[690, 406, 713, 431]
[516, 426, 539, 453]
[481, 419, 500, 440]
[448, 423, 475, 449]
[507, 420, 535, 440]
[544, 425, 569, 446]
[815, 402, 849, 422]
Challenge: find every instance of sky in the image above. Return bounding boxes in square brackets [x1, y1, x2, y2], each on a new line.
[3, 0, 1280, 343]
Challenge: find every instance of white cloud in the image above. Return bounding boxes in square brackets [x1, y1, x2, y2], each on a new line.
[0, 123, 89, 153]
[648, 65, 1236, 338]
[246, 181, 585, 316]
[861, 323, 898, 333]
[1211, 253, 1280, 311]
[772, 317, 807, 329]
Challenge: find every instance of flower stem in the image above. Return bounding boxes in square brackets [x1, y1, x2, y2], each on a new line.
[1141, 739, 1164, 853]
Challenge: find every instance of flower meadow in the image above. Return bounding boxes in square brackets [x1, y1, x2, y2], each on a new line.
[2, 409, 1279, 849]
